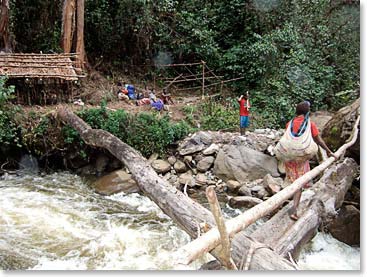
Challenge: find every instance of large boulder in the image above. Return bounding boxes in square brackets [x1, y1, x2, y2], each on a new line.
[327, 205, 360, 246]
[213, 145, 279, 183]
[93, 170, 139, 195]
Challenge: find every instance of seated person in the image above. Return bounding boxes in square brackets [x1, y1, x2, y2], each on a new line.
[125, 83, 136, 100]
[161, 89, 174, 105]
[117, 82, 129, 102]
[148, 89, 156, 100]
[136, 97, 151, 106]
[150, 96, 164, 111]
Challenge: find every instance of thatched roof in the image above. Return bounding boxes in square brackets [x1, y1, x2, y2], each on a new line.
[0, 53, 84, 81]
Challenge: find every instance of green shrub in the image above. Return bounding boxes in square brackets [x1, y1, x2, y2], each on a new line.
[0, 76, 20, 147]
[67, 107, 191, 157]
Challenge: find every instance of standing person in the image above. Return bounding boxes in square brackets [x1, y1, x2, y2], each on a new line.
[238, 91, 250, 135]
[285, 101, 336, 221]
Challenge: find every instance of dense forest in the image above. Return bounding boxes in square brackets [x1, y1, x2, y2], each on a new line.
[0, 0, 360, 160]
[7, 0, 360, 108]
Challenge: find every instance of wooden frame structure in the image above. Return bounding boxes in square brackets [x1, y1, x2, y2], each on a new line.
[0, 53, 85, 105]
[156, 60, 244, 98]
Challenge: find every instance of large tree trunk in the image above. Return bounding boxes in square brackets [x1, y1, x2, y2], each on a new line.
[251, 158, 358, 260]
[75, 0, 86, 69]
[61, 0, 75, 53]
[57, 107, 295, 270]
[0, 0, 11, 51]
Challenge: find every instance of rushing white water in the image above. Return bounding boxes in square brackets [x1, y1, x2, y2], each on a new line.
[0, 172, 360, 270]
[298, 232, 360, 270]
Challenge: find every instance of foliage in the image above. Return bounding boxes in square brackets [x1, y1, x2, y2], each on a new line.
[62, 106, 191, 157]
[7, 0, 360, 129]
[0, 77, 20, 147]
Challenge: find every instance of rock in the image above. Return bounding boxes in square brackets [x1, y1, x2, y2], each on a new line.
[213, 145, 279, 183]
[277, 160, 285, 174]
[263, 174, 283, 194]
[194, 153, 205, 163]
[327, 205, 360, 246]
[148, 153, 159, 164]
[197, 156, 215, 172]
[228, 196, 263, 209]
[238, 185, 252, 197]
[179, 171, 195, 187]
[267, 145, 275, 156]
[167, 156, 177, 165]
[93, 170, 140, 195]
[195, 173, 208, 186]
[163, 172, 171, 181]
[183, 155, 193, 164]
[178, 131, 213, 155]
[151, 159, 171, 174]
[250, 185, 269, 199]
[226, 180, 242, 193]
[174, 160, 187, 173]
[203, 144, 220, 155]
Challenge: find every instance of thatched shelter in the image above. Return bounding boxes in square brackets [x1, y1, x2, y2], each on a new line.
[0, 53, 85, 105]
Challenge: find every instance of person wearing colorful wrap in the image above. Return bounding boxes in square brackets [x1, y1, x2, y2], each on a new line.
[286, 101, 336, 221]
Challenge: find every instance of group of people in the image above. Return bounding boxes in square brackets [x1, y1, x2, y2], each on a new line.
[238, 92, 336, 221]
[116, 82, 174, 112]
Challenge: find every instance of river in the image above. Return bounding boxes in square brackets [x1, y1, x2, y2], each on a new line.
[0, 171, 360, 270]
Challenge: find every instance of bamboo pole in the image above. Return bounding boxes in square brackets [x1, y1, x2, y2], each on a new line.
[155, 62, 202, 67]
[173, 115, 360, 266]
[202, 60, 205, 99]
[175, 76, 245, 91]
[206, 186, 237, 270]
[163, 74, 183, 91]
[164, 76, 221, 83]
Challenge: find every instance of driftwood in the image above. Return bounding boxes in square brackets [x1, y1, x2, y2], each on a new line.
[206, 186, 237, 270]
[57, 107, 295, 270]
[173, 115, 360, 267]
[251, 158, 358, 260]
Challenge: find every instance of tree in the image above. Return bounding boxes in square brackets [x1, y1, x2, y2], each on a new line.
[0, 0, 11, 51]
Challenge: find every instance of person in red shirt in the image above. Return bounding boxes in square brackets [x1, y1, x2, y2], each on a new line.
[238, 92, 250, 135]
[285, 101, 335, 221]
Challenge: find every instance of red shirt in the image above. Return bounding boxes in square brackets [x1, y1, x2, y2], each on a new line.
[238, 98, 250, 116]
[286, 115, 319, 137]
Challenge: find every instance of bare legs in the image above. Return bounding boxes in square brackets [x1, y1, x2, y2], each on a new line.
[289, 189, 302, 220]
[240, 127, 246, 135]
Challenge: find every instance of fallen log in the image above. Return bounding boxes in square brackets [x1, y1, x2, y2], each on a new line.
[57, 107, 295, 270]
[251, 158, 359, 260]
[173, 115, 360, 266]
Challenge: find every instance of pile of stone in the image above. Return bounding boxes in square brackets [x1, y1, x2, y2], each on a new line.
[93, 129, 290, 209]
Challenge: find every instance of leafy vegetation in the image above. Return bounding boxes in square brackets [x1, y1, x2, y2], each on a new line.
[7, 0, 359, 128]
[0, 77, 20, 147]
[75, 106, 191, 157]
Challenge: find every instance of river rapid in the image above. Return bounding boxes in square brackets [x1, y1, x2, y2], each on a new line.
[0, 171, 360, 270]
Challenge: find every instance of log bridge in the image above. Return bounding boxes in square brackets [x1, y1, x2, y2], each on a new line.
[57, 107, 359, 270]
